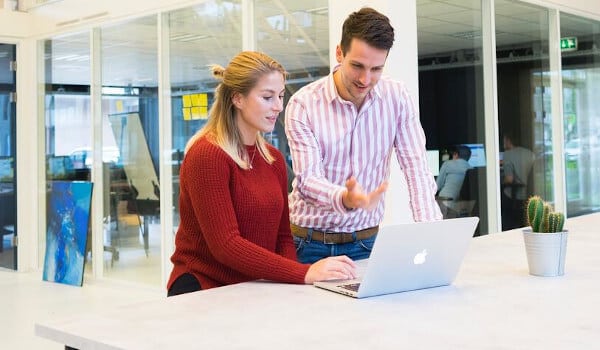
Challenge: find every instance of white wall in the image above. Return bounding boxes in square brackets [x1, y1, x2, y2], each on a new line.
[22, 0, 196, 37]
[0, 9, 33, 39]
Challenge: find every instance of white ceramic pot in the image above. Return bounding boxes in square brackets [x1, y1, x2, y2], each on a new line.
[522, 228, 568, 277]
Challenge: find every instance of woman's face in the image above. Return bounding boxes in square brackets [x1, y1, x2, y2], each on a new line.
[233, 71, 285, 145]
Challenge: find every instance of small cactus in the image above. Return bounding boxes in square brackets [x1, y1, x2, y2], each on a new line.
[548, 212, 565, 233]
[526, 196, 545, 232]
[526, 196, 565, 233]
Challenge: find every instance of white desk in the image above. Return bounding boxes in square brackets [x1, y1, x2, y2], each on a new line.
[35, 214, 600, 349]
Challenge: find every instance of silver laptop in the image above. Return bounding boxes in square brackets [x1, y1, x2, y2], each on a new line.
[314, 217, 479, 298]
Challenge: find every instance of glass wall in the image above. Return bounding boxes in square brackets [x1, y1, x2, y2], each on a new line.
[495, 1, 552, 230]
[101, 16, 160, 286]
[169, 0, 243, 230]
[254, 0, 329, 190]
[417, 0, 487, 234]
[32, 0, 600, 284]
[0, 43, 16, 269]
[560, 13, 600, 217]
[43, 33, 93, 276]
[37, 0, 332, 286]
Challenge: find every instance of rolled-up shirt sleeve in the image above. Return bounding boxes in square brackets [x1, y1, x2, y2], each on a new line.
[285, 98, 348, 215]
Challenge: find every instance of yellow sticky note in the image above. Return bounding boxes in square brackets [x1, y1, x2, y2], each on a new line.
[191, 94, 201, 107]
[182, 95, 192, 108]
[198, 93, 208, 106]
[183, 108, 191, 120]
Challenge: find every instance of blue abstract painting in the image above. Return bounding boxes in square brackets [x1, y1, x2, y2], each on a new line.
[43, 181, 93, 286]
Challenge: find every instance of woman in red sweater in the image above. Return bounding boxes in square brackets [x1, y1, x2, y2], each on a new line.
[167, 51, 357, 296]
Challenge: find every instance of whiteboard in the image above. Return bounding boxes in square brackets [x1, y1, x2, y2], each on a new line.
[108, 112, 159, 201]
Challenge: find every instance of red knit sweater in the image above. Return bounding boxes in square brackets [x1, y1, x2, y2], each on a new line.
[167, 137, 310, 290]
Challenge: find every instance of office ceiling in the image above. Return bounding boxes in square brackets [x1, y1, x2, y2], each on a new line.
[46, 0, 597, 87]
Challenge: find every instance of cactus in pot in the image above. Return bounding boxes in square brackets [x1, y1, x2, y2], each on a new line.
[523, 195, 568, 276]
[526, 195, 565, 233]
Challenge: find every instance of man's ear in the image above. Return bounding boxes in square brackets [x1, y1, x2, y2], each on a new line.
[335, 45, 343, 63]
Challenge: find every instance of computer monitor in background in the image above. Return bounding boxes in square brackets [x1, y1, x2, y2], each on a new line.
[0, 157, 14, 182]
[462, 144, 486, 168]
[426, 150, 440, 176]
[47, 156, 74, 179]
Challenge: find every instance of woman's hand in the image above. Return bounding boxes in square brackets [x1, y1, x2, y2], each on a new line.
[304, 255, 358, 284]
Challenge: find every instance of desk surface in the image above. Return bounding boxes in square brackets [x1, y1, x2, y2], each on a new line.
[36, 214, 600, 349]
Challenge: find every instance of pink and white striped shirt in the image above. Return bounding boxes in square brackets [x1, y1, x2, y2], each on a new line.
[285, 68, 442, 232]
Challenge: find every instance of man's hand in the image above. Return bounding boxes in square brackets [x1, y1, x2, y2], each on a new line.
[342, 176, 388, 211]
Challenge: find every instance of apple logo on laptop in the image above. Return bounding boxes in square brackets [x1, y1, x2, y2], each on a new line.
[413, 249, 428, 265]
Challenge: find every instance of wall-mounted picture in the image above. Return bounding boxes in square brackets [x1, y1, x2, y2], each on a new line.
[43, 181, 93, 286]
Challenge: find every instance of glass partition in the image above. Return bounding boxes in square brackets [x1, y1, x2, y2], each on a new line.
[168, 0, 243, 231]
[101, 16, 160, 286]
[43, 33, 92, 273]
[26, 0, 600, 281]
[495, 1, 552, 230]
[254, 0, 329, 190]
[0, 43, 16, 269]
[417, 1, 487, 234]
[560, 13, 600, 217]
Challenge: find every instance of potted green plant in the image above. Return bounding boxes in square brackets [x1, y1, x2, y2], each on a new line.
[523, 195, 568, 277]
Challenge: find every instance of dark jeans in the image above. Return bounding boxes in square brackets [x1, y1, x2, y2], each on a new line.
[501, 192, 526, 230]
[167, 273, 201, 297]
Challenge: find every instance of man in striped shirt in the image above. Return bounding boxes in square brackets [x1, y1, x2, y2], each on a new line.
[285, 7, 442, 264]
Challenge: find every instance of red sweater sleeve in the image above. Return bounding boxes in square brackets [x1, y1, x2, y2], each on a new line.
[170, 139, 309, 289]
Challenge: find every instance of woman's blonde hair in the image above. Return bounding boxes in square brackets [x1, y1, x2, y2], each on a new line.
[185, 51, 287, 169]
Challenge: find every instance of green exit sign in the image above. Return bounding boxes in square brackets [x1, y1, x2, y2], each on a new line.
[560, 37, 578, 52]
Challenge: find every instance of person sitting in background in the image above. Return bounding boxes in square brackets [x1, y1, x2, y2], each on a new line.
[436, 145, 472, 200]
[167, 51, 357, 297]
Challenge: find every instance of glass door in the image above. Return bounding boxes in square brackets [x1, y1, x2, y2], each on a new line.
[560, 13, 600, 217]
[495, 1, 552, 230]
[0, 43, 17, 270]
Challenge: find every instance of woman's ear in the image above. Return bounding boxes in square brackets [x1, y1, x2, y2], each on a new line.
[232, 92, 244, 109]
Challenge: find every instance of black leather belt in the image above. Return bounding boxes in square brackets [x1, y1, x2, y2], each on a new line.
[290, 224, 378, 244]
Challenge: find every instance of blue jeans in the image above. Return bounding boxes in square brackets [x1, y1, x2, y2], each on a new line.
[293, 233, 378, 264]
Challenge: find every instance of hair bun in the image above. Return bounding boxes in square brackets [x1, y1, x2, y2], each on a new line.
[209, 64, 225, 80]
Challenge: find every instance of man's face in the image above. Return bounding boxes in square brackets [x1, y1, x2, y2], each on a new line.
[335, 38, 388, 107]
[503, 137, 511, 150]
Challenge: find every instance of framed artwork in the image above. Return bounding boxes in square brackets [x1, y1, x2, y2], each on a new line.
[43, 181, 93, 286]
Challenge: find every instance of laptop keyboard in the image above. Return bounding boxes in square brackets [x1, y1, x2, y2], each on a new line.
[339, 283, 361, 292]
